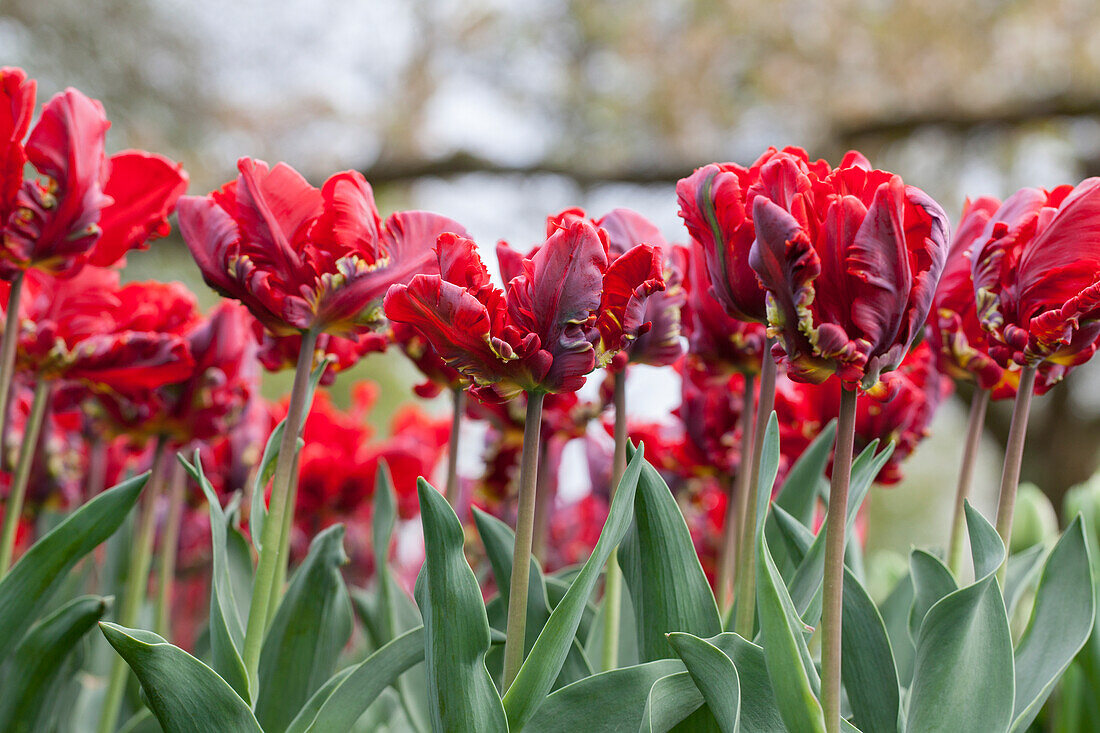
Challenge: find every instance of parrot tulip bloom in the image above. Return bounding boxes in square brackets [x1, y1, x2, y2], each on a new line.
[748, 151, 951, 389]
[677, 147, 831, 323]
[178, 158, 467, 338]
[0, 68, 188, 277]
[384, 217, 664, 402]
[970, 179, 1100, 376]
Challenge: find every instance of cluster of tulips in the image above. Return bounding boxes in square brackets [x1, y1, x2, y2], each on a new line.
[1, 65, 1099, 733]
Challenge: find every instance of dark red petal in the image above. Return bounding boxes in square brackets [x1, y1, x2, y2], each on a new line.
[595, 243, 665, 359]
[0, 67, 36, 223]
[233, 158, 321, 279]
[495, 241, 526, 284]
[64, 332, 195, 391]
[89, 151, 189, 267]
[438, 232, 492, 291]
[595, 208, 668, 257]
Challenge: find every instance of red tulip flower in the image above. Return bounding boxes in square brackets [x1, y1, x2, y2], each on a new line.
[550, 207, 684, 368]
[970, 179, 1100, 377]
[384, 217, 664, 402]
[10, 268, 195, 393]
[748, 150, 951, 389]
[391, 320, 463, 398]
[677, 147, 831, 323]
[0, 67, 188, 278]
[178, 158, 467, 338]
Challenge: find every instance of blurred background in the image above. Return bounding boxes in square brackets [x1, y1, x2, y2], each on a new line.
[6, 0, 1100, 560]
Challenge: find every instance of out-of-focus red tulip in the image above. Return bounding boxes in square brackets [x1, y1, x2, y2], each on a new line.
[178, 158, 466, 338]
[677, 147, 832, 323]
[0, 67, 187, 278]
[10, 268, 195, 393]
[385, 219, 664, 402]
[680, 241, 767, 376]
[969, 179, 1100, 380]
[390, 320, 462, 398]
[748, 150, 951, 389]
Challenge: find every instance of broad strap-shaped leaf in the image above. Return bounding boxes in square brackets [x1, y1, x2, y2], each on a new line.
[416, 479, 507, 732]
[525, 660, 689, 732]
[906, 550, 957, 642]
[788, 441, 894, 622]
[285, 626, 425, 733]
[774, 419, 837, 526]
[474, 508, 592, 686]
[753, 413, 782, 532]
[905, 507, 1013, 733]
[964, 501, 1004, 580]
[99, 623, 262, 733]
[668, 633, 741, 733]
[502, 445, 645, 730]
[704, 633, 785, 732]
[878, 574, 915, 687]
[0, 595, 109, 732]
[179, 453, 250, 701]
[770, 504, 815, 567]
[0, 472, 146, 661]
[756, 524, 825, 733]
[638, 671, 712, 732]
[1011, 516, 1095, 732]
[255, 525, 353, 732]
[619, 447, 722, 661]
[1003, 544, 1046, 619]
[841, 568, 899, 733]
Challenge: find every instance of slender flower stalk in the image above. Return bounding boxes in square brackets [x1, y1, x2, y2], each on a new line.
[155, 459, 188, 637]
[502, 391, 545, 691]
[267, 451, 302, 622]
[0, 377, 48, 576]
[531, 448, 552, 561]
[0, 273, 25, 463]
[717, 373, 755, 610]
[733, 341, 776, 636]
[821, 386, 858, 733]
[97, 437, 169, 733]
[445, 386, 465, 507]
[947, 389, 991, 576]
[994, 365, 1037, 583]
[600, 374, 628, 671]
[242, 328, 318, 697]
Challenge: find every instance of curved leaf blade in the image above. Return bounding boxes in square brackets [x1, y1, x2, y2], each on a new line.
[416, 479, 507, 732]
[907, 550, 957, 642]
[0, 472, 146, 661]
[619, 454, 722, 661]
[99, 623, 262, 733]
[1011, 517, 1095, 732]
[840, 568, 899, 733]
[255, 525, 353, 732]
[502, 444, 645, 730]
[668, 633, 741, 733]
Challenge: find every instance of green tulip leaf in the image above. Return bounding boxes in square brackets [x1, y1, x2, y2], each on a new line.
[668, 632, 741, 733]
[415, 479, 507, 732]
[255, 524, 353, 732]
[619, 451, 722, 662]
[638, 671, 713, 732]
[502, 444, 645, 731]
[1011, 516, 1095, 732]
[906, 550, 957, 642]
[179, 452, 250, 701]
[841, 568, 899, 733]
[774, 419, 836, 526]
[0, 472, 146, 661]
[286, 626, 426, 733]
[99, 623, 262, 733]
[0, 595, 110, 732]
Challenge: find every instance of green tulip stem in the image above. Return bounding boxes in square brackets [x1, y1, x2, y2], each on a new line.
[0, 271, 25, 465]
[502, 390, 545, 692]
[734, 339, 777, 637]
[821, 385, 858, 733]
[155, 458, 188, 637]
[266, 450, 301, 624]
[0, 378, 50, 576]
[98, 435, 169, 733]
[717, 372, 756, 611]
[947, 388, 990, 577]
[243, 327, 318, 699]
[445, 386, 465, 507]
[994, 364, 1037, 584]
[600, 372, 628, 672]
